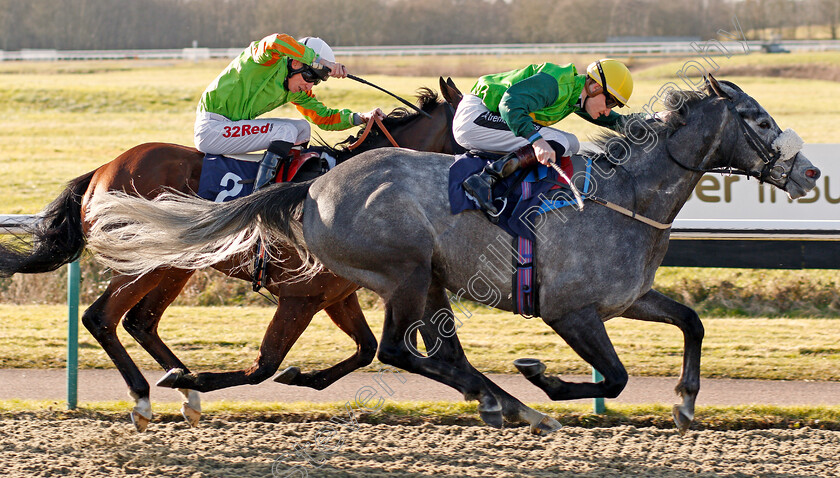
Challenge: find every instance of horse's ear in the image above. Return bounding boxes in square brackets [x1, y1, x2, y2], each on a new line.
[440, 76, 462, 108]
[446, 77, 463, 102]
[438, 76, 449, 102]
[706, 74, 732, 100]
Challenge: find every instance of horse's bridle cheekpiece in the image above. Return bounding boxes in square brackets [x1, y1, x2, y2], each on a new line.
[666, 79, 803, 188]
[591, 77, 805, 232]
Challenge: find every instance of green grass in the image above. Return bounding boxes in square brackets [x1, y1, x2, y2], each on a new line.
[2, 399, 838, 430]
[1, 55, 839, 382]
[1, 53, 840, 212]
[1, 304, 838, 381]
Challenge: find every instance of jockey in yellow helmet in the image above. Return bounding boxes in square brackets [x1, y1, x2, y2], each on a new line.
[453, 59, 633, 215]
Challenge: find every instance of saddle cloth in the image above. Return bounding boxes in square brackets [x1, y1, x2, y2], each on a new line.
[197, 148, 335, 203]
[448, 152, 594, 242]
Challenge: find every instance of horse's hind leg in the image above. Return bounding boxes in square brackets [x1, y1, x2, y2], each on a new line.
[519, 306, 629, 402]
[275, 292, 377, 390]
[81, 272, 169, 432]
[620, 289, 704, 434]
[121, 269, 200, 426]
[157, 296, 319, 392]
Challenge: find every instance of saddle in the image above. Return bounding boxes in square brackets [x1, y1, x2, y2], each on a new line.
[448, 152, 594, 318]
[197, 147, 335, 203]
[196, 147, 336, 292]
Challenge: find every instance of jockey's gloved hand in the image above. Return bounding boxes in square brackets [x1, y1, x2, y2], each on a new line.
[315, 59, 348, 79]
[532, 138, 555, 166]
[358, 108, 386, 123]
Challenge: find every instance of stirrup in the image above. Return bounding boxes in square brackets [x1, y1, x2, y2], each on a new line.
[485, 197, 507, 223]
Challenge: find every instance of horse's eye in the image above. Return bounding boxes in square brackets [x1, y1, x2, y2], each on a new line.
[758, 120, 771, 130]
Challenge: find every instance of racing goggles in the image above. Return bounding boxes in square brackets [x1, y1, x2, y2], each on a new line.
[288, 63, 329, 85]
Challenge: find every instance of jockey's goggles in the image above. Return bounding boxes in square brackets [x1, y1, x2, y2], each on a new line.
[288, 63, 329, 85]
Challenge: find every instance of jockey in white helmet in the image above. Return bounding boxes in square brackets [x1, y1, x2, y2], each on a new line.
[194, 34, 384, 189]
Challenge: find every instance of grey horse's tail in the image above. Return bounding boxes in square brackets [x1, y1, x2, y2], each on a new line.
[0, 171, 93, 277]
[86, 180, 318, 278]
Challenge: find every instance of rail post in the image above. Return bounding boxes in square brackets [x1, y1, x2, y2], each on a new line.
[66, 260, 80, 409]
[593, 368, 605, 414]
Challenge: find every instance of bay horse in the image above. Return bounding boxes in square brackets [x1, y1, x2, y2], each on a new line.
[84, 76, 820, 435]
[0, 85, 463, 432]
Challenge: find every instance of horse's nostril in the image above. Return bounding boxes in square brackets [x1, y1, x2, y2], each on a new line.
[805, 169, 819, 179]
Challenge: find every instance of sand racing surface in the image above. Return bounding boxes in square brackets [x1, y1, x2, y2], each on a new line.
[2, 414, 839, 477]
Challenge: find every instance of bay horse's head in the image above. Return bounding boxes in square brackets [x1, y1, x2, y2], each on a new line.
[328, 86, 464, 161]
[667, 75, 820, 199]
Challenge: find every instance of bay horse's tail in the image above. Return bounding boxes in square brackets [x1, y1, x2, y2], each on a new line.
[86, 180, 318, 278]
[0, 171, 94, 277]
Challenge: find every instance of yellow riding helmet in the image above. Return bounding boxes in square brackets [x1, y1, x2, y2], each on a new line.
[586, 59, 633, 107]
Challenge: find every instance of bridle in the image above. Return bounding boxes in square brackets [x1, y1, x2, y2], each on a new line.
[347, 115, 400, 150]
[665, 94, 798, 187]
[585, 86, 802, 231]
[348, 101, 466, 155]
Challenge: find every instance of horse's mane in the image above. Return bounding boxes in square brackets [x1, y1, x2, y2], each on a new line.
[586, 87, 711, 157]
[315, 87, 441, 158]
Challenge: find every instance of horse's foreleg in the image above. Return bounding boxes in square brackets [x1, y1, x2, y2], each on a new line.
[621, 289, 704, 434]
[274, 292, 377, 390]
[81, 273, 166, 432]
[122, 269, 198, 426]
[157, 297, 317, 393]
[522, 306, 629, 401]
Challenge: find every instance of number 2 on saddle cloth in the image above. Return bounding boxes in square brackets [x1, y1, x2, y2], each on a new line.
[196, 148, 331, 292]
[197, 148, 329, 203]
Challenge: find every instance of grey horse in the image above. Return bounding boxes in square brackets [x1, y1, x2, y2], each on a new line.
[86, 77, 820, 435]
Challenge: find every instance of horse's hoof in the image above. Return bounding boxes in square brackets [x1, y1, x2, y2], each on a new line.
[273, 366, 301, 385]
[530, 415, 562, 436]
[479, 408, 504, 429]
[672, 404, 693, 435]
[156, 368, 184, 388]
[513, 358, 546, 378]
[181, 403, 201, 428]
[130, 410, 151, 433]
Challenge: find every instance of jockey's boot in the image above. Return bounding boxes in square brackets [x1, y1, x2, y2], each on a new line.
[253, 140, 293, 190]
[462, 144, 538, 217]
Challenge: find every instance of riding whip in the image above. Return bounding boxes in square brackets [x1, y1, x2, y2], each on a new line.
[347, 74, 432, 119]
[549, 162, 585, 211]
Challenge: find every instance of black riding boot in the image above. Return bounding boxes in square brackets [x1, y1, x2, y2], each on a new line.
[253, 140, 293, 190]
[462, 144, 538, 217]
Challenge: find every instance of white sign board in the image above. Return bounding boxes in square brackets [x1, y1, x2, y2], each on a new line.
[674, 144, 838, 232]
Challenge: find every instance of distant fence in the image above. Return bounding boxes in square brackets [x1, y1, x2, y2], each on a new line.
[2, 40, 840, 61]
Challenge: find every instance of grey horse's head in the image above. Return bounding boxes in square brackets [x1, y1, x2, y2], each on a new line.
[704, 75, 820, 199]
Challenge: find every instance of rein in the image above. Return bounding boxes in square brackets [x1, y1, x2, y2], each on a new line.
[587, 196, 673, 230]
[347, 116, 400, 150]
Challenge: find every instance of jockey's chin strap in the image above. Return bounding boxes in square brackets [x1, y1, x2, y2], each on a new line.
[347, 115, 400, 150]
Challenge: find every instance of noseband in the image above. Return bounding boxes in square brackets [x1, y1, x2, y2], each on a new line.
[665, 96, 801, 186]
